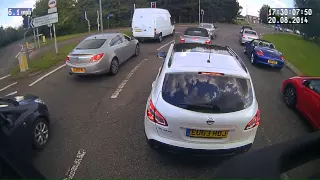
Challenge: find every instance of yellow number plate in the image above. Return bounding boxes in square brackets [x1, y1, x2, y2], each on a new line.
[71, 68, 85, 73]
[268, 60, 278, 64]
[135, 30, 142, 32]
[187, 129, 228, 138]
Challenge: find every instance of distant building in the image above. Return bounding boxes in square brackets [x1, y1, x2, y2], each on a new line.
[246, 15, 260, 24]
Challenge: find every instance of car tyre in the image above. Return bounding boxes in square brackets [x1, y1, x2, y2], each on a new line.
[171, 29, 175, 36]
[109, 58, 119, 76]
[250, 53, 256, 64]
[283, 85, 297, 108]
[134, 44, 140, 56]
[33, 118, 50, 150]
[157, 33, 163, 43]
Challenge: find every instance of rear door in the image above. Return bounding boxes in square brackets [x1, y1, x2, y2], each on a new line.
[132, 11, 155, 37]
[109, 35, 126, 63]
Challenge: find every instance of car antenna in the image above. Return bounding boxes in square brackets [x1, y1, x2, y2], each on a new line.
[207, 45, 212, 63]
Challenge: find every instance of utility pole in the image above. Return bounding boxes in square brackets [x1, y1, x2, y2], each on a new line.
[198, 0, 201, 24]
[99, 0, 103, 33]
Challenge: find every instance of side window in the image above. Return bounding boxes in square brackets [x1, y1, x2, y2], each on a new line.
[109, 37, 116, 46]
[309, 80, 320, 94]
[252, 40, 259, 46]
[124, 35, 131, 41]
[117, 35, 124, 44]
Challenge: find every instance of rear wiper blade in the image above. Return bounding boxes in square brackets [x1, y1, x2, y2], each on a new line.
[179, 102, 221, 111]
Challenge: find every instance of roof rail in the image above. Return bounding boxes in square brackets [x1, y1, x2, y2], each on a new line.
[225, 46, 248, 73]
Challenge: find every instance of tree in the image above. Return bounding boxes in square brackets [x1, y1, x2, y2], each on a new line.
[259, 4, 270, 24]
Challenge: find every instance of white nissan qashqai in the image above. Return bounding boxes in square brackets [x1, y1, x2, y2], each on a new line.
[144, 43, 260, 155]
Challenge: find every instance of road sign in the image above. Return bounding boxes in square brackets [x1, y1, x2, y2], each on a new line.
[48, 7, 57, 14]
[201, 9, 204, 15]
[8, 8, 32, 16]
[23, 16, 30, 28]
[48, 0, 57, 8]
[106, 14, 113, 19]
[30, 13, 58, 28]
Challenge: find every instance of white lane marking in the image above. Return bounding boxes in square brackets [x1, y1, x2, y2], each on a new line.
[28, 64, 66, 87]
[5, 91, 17, 97]
[0, 74, 11, 81]
[157, 40, 174, 51]
[111, 59, 147, 99]
[0, 82, 17, 92]
[64, 149, 86, 180]
[15, 44, 24, 58]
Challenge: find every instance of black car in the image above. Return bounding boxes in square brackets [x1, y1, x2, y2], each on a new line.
[0, 94, 49, 178]
[240, 26, 253, 33]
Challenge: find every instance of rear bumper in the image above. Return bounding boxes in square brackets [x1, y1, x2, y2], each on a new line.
[254, 56, 285, 68]
[148, 138, 252, 156]
[66, 61, 110, 75]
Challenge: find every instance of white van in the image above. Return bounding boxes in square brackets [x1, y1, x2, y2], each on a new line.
[132, 8, 175, 43]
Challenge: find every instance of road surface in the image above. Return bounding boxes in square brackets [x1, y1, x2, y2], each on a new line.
[0, 23, 318, 178]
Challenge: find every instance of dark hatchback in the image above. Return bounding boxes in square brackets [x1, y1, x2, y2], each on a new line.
[0, 94, 49, 178]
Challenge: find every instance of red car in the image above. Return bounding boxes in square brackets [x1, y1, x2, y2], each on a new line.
[281, 76, 320, 129]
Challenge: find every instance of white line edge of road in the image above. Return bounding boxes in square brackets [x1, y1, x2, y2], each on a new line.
[0, 74, 11, 81]
[0, 82, 17, 92]
[63, 149, 86, 180]
[15, 44, 24, 59]
[111, 59, 147, 99]
[28, 64, 66, 87]
[5, 91, 17, 97]
[157, 40, 175, 51]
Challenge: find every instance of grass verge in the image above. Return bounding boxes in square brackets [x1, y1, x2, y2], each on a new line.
[235, 20, 250, 26]
[263, 33, 320, 76]
[11, 42, 78, 77]
[121, 29, 132, 37]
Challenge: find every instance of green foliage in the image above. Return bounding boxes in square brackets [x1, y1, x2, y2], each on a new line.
[2, 0, 241, 47]
[259, 4, 270, 24]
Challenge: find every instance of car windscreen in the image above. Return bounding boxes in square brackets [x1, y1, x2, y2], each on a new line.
[257, 41, 275, 48]
[76, 39, 107, 49]
[199, 24, 212, 29]
[184, 28, 209, 37]
[162, 73, 253, 113]
[242, 26, 252, 30]
[244, 30, 257, 36]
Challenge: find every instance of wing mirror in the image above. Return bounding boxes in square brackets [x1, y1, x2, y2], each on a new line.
[0, 113, 13, 128]
[302, 80, 310, 87]
[157, 52, 166, 59]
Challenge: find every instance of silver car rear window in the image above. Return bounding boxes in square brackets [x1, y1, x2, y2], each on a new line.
[162, 73, 253, 113]
[199, 24, 212, 29]
[244, 30, 257, 36]
[76, 39, 107, 49]
[185, 28, 209, 37]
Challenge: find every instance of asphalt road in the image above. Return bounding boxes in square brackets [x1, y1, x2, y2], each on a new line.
[0, 23, 318, 178]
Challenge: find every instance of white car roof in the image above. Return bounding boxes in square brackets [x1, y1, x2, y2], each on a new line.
[166, 44, 249, 78]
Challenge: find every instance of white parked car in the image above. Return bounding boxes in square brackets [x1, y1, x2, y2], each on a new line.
[239, 29, 259, 45]
[144, 43, 260, 155]
[132, 8, 175, 43]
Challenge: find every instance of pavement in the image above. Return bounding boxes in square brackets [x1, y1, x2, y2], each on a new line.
[0, 23, 318, 178]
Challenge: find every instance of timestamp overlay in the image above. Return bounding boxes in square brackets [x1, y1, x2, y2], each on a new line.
[267, 8, 312, 24]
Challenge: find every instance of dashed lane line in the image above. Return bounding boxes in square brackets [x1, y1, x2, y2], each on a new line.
[0, 74, 11, 81]
[5, 91, 17, 97]
[0, 82, 17, 92]
[15, 44, 24, 58]
[28, 64, 66, 87]
[63, 149, 86, 180]
[157, 40, 175, 51]
[111, 59, 147, 99]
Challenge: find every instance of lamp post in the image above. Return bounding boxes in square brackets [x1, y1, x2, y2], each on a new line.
[198, 0, 201, 24]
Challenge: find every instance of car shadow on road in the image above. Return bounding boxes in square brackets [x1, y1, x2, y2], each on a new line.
[252, 64, 284, 73]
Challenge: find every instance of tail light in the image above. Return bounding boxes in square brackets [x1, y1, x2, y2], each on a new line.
[280, 55, 285, 61]
[90, 53, 104, 62]
[245, 110, 260, 130]
[146, 99, 168, 126]
[154, 28, 156, 37]
[199, 72, 224, 76]
[205, 39, 211, 45]
[66, 56, 70, 62]
[256, 50, 264, 56]
[180, 37, 185, 43]
[242, 35, 245, 38]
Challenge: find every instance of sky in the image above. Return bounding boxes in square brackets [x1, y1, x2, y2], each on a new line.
[0, 0, 294, 28]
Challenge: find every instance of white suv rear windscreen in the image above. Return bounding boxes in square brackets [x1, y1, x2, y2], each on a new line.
[161, 73, 253, 113]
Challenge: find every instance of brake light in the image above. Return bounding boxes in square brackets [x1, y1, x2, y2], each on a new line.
[146, 99, 168, 126]
[242, 35, 245, 38]
[199, 72, 224, 76]
[90, 53, 104, 62]
[205, 39, 211, 45]
[154, 28, 156, 37]
[180, 37, 185, 43]
[280, 55, 285, 61]
[66, 56, 70, 62]
[256, 50, 264, 56]
[245, 110, 260, 130]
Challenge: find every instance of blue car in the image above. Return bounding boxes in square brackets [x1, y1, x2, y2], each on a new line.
[244, 39, 285, 69]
